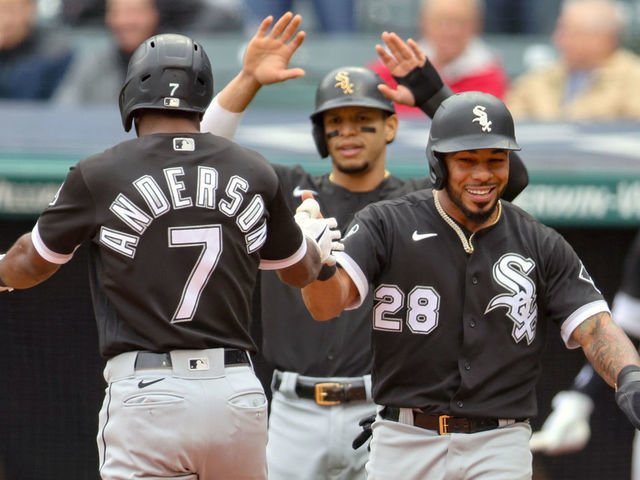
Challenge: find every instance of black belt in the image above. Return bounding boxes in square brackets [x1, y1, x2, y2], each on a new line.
[273, 373, 367, 406]
[381, 407, 527, 435]
[134, 349, 250, 370]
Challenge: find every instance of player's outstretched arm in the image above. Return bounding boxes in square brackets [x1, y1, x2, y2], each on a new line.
[302, 267, 358, 321]
[218, 11, 305, 112]
[276, 237, 322, 288]
[0, 233, 59, 289]
[202, 12, 305, 138]
[571, 311, 640, 428]
[205, 12, 305, 114]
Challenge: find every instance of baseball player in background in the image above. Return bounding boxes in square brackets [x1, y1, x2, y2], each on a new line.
[530, 229, 640, 478]
[0, 33, 340, 479]
[300, 89, 640, 479]
[202, 16, 529, 479]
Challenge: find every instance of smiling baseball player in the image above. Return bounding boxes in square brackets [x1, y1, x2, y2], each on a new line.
[301, 90, 640, 480]
[200, 21, 531, 480]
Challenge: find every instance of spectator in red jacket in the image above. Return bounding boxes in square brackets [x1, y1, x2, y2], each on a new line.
[369, 0, 508, 117]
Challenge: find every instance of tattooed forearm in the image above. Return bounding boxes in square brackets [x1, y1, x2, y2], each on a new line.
[573, 311, 640, 387]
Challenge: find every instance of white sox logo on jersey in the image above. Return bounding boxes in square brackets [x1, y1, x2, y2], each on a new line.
[485, 253, 538, 345]
[472, 105, 492, 132]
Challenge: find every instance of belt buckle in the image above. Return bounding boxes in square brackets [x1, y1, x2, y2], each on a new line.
[314, 382, 342, 406]
[438, 415, 451, 435]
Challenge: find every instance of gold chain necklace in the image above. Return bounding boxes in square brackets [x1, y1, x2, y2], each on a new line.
[433, 190, 502, 254]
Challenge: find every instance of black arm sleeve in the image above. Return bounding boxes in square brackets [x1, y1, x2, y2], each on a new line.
[393, 62, 453, 118]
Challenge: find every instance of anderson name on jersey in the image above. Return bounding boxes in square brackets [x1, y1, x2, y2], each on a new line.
[32, 133, 305, 358]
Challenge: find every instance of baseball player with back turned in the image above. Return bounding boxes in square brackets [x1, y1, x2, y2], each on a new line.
[0, 33, 340, 479]
[301, 88, 640, 478]
[201, 19, 529, 479]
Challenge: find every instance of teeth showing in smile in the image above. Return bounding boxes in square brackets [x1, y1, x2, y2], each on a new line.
[467, 187, 492, 195]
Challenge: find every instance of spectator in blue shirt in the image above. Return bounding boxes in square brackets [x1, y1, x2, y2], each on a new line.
[0, 0, 74, 100]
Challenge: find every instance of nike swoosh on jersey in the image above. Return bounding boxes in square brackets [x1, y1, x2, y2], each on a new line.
[412, 231, 438, 241]
[343, 224, 359, 239]
[293, 186, 319, 197]
[138, 378, 165, 389]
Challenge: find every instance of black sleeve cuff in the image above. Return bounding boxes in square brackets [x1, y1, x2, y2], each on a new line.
[617, 364, 640, 391]
[317, 264, 337, 281]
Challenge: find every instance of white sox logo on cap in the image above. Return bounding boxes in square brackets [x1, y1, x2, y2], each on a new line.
[472, 105, 492, 132]
[334, 71, 354, 95]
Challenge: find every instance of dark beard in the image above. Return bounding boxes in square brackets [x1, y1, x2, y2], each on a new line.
[445, 183, 500, 225]
[334, 161, 370, 175]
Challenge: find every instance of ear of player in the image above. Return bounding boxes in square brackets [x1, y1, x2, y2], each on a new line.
[294, 192, 343, 266]
[615, 364, 640, 429]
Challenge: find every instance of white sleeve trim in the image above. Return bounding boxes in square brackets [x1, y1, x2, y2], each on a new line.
[335, 251, 369, 310]
[31, 222, 74, 264]
[611, 292, 640, 339]
[259, 237, 307, 270]
[200, 94, 243, 140]
[560, 300, 611, 349]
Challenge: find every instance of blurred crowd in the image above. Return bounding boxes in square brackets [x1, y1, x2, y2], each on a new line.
[3, 0, 640, 122]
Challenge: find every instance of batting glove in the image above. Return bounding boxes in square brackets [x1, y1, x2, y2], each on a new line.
[616, 365, 640, 429]
[294, 197, 342, 266]
[529, 390, 593, 454]
[352, 414, 376, 450]
[392, 60, 452, 118]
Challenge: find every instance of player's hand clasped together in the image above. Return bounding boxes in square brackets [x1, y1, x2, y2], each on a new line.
[294, 194, 342, 266]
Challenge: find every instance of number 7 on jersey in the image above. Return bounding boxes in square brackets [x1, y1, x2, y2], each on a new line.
[168, 224, 222, 322]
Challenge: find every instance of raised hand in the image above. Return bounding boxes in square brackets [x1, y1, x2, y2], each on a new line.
[243, 12, 306, 86]
[377, 32, 427, 78]
[375, 32, 427, 106]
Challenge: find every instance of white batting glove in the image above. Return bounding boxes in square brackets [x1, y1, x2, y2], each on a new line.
[529, 390, 593, 454]
[294, 197, 342, 266]
[0, 254, 13, 292]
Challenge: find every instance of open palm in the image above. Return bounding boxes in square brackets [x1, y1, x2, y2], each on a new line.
[375, 32, 427, 106]
[243, 12, 306, 85]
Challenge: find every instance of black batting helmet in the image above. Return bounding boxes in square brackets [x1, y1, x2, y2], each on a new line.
[310, 66, 395, 157]
[426, 91, 520, 189]
[119, 33, 214, 132]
